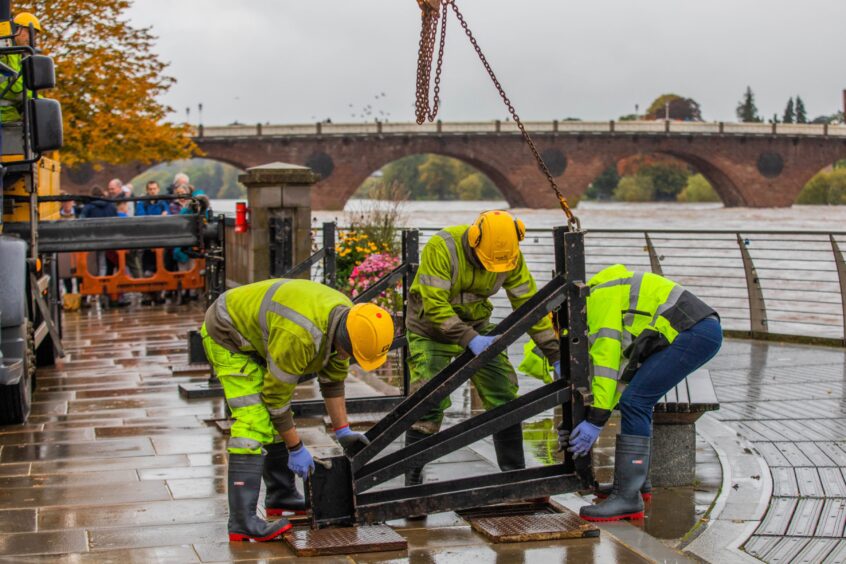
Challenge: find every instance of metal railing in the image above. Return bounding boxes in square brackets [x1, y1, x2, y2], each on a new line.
[195, 120, 846, 139]
[414, 228, 846, 346]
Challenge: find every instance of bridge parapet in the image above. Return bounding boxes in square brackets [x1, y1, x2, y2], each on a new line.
[195, 120, 846, 139]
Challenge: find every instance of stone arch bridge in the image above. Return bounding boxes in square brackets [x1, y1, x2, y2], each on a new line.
[62, 121, 846, 209]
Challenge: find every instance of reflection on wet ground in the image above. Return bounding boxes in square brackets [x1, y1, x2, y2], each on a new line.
[0, 305, 684, 562]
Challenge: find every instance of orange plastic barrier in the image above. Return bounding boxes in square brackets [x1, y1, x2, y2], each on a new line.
[73, 249, 205, 298]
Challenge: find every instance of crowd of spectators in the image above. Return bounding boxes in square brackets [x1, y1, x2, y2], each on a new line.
[60, 172, 204, 308]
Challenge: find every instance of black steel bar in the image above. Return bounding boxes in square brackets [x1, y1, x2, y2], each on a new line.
[401, 230, 419, 397]
[282, 248, 325, 279]
[292, 395, 405, 418]
[354, 377, 570, 491]
[554, 227, 593, 488]
[352, 276, 566, 471]
[355, 465, 582, 524]
[322, 222, 336, 287]
[353, 263, 412, 303]
[5, 217, 220, 253]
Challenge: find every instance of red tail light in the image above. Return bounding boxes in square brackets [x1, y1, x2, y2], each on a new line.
[235, 202, 249, 233]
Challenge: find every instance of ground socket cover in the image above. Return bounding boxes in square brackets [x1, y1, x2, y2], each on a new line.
[283, 525, 407, 557]
[461, 501, 599, 543]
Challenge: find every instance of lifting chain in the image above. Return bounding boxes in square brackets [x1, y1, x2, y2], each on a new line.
[415, 0, 581, 231]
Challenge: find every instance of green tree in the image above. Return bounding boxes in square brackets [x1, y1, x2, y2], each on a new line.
[381, 155, 427, 198]
[736, 86, 762, 123]
[795, 96, 808, 123]
[456, 173, 485, 200]
[677, 174, 720, 202]
[782, 97, 795, 124]
[613, 175, 655, 202]
[417, 156, 463, 200]
[638, 164, 689, 201]
[796, 168, 846, 205]
[645, 94, 703, 121]
[585, 165, 620, 200]
[22, 0, 196, 167]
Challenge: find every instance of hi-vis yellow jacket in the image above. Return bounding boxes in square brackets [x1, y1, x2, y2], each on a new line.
[204, 279, 352, 391]
[407, 225, 559, 363]
[585, 264, 716, 426]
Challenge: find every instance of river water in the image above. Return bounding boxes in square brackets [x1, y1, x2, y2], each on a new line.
[213, 199, 846, 231]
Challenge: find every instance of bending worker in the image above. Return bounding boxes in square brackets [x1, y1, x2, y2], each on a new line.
[405, 210, 560, 490]
[0, 12, 41, 123]
[561, 264, 722, 522]
[202, 279, 394, 542]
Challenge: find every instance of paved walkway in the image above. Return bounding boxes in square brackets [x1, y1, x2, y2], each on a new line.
[0, 304, 655, 563]
[702, 338, 846, 563]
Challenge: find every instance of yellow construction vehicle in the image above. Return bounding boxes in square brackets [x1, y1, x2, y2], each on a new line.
[0, 0, 64, 424]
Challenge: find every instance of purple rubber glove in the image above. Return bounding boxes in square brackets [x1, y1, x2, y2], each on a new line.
[553, 361, 561, 379]
[287, 442, 315, 478]
[568, 420, 602, 458]
[334, 424, 370, 455]
[468, 335, 497, 356]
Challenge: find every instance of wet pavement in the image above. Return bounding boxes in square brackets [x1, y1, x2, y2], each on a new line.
[703, 339, 846, 563]
[0, 304, 667, 562]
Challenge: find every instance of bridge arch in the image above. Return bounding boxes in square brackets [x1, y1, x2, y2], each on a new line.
[349, 151, 519, 207]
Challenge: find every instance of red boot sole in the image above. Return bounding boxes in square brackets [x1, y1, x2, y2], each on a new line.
[581, 511, 644, 523]
[228, 523, 293, 542]
[266, 508, 308, 517]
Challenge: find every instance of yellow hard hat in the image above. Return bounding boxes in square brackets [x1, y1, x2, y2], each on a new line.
[347, 303, 394, 372]
[467, 210, 526, 272]
[14, 13, 42, 33]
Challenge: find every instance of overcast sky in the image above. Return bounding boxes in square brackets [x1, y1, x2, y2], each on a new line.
[128, 0, 846, 127]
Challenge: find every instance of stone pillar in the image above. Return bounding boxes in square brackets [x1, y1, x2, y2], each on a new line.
[649, 423, 696, 487]
[227, 162, 318, 286]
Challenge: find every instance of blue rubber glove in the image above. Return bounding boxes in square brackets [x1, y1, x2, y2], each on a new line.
[334, 424, 370, 455]
[553, 361, 561, 379]
[468, 335, 497, 356]
[287, 443, 315, 478]
[568, 420, 602, 458]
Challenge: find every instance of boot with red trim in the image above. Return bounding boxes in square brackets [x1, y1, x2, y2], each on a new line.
[580, 434, 650, 523]
[263, 442, 307, 517]
[228, 454, 292, 542]
[594, 473, 652, 502]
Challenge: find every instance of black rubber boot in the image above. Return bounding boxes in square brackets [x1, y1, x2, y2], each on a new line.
[263, 442, 307, 516]
[404, 429, 429, 487]
[404, 429, 429, 520]
[493, 424, 526, 471]
[594, 473, 652, 502]
[227, 454, 292, 542]
[581, 434, 651, 522]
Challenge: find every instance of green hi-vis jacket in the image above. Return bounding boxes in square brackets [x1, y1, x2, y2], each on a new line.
[0, 53, 24, 122]
[518, 341, 553, 384]
[407, 225, 560, 364]
[586, 264, 717, 426]
[204, 279, 352, 401]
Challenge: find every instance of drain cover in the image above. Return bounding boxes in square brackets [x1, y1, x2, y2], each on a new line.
[284, 525, 407, 556]
[469, 510, 599, 543]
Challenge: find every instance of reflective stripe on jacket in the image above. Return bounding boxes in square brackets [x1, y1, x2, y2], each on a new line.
[587, 264, 717, 419]
[0, 53, 24, 122]
[204, 279, 351, 396]
[407, 225, 559, 363]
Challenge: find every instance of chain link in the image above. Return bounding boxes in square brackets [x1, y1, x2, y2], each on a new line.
[414, 1, 580, 231]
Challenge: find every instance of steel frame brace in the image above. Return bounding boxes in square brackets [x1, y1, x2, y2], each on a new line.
[308, 226, 593, 528]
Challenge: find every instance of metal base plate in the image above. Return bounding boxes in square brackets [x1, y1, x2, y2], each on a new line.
[469, 509, 599, 543]
[284, 525, 407, 557]
[178, 381, 224, 399]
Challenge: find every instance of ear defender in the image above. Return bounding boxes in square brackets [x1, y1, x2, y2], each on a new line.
[468, 215, 484, 248]
[515, 218, 526, 241]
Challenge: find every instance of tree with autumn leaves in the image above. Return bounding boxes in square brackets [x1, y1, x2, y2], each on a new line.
[17, 0, 195, 167]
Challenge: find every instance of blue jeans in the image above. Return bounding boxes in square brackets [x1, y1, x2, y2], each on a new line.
[619, 317, 723, 437]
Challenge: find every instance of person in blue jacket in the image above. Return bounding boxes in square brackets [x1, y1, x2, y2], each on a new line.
[135, 181, 169, 216]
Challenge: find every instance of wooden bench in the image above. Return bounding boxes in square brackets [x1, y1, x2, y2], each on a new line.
[650, 369, 720, 487]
